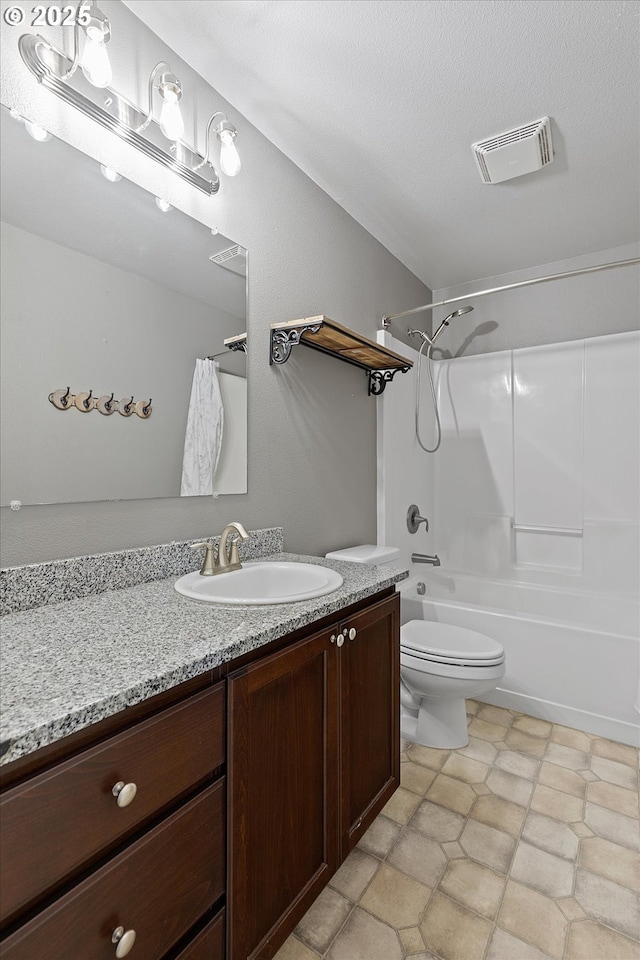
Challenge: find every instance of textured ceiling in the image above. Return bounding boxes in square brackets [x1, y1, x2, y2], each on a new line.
[124, 0, 640, 289]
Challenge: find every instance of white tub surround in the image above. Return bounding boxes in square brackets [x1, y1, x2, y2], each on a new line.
[379, 329, 639, 747]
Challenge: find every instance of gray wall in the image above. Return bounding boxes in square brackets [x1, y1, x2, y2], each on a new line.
[0, 0, 430, 565]
[429, 243, 640, 360]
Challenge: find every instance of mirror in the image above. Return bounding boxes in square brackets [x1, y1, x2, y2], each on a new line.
[0, 105, 247, 505]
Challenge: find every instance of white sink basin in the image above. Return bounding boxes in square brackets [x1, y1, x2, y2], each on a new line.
[174, 561, 344, 605]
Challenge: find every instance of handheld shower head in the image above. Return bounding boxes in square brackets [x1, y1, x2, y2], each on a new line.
[431, 305, 474, 342]
[444, 305, 474, 321]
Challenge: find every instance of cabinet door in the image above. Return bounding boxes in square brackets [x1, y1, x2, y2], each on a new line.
[340, 594, 400, 856]
[227, 627, 339, 960]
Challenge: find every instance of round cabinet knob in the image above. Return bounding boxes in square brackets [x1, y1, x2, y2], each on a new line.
[112, 926, 136, 958]
[330, 634, 336, 644]
[348, 628, 357, 641]
[336, 634, 344, 647]
[112, 781, 137, 808]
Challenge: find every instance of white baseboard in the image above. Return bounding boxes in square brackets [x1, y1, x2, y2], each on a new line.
[481, 687, 640, 748]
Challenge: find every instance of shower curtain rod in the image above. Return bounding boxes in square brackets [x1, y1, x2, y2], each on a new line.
[381, 256, 640, 327]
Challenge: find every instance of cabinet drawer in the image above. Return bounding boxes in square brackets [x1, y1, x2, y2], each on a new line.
[172, 910, 225, 960]
[0, 684, 224, 925]
[0, 779, 225, 960]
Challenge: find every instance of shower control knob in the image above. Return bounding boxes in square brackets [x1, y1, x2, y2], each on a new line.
[407, 505, 429, 534]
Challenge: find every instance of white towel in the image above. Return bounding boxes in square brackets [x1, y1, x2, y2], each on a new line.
[180, 359, 224, 496]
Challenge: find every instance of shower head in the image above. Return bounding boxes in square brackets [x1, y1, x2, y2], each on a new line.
[431, 305, 474, 342]
[407, 305, 474, 346]
[444, 306, 474, 322]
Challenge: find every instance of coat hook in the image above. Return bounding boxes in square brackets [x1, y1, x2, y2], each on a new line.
[118, 396, 135, 417]
[74, 389, 95, 412]
[135, 398, 153, 418]
[96, 392, 115, 415]
[49, 387, 73, 409]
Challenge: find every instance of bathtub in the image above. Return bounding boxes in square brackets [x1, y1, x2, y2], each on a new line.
[400, 570, 640, 747]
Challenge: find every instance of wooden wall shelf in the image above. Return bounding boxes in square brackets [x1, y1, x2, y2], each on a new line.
[269, 316, 413, 395]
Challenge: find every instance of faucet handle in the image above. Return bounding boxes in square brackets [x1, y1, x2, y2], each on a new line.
[191, 541, 218, 576]
[228, 539, 241, 566]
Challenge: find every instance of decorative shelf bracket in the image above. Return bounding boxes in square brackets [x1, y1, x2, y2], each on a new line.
[269, 316, 413, 396]
[368, 367, 410, 396]
[224, 333, 248, 354]
[270, 320, 324, 365]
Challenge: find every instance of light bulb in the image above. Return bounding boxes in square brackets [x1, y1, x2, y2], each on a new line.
[100, 165, 121, 182]
[81, 34, 112, 88]
[155, 198, 173, 213]
[158, 94, 184, 141]
[219, 132, 241, 176]
[24, 120, 51, 142]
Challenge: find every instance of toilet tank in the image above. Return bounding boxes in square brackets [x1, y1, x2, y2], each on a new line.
[325, 545, 400, 566]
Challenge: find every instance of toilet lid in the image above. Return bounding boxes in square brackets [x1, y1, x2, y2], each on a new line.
[401, 620, 504, 662]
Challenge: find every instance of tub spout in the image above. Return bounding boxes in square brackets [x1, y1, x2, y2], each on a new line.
[412, 553, 441, 566]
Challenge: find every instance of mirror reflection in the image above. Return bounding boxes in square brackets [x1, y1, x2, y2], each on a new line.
[0, 105, 247, 506]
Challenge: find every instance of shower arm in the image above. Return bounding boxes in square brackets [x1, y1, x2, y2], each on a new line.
[381, 257, 640, 327]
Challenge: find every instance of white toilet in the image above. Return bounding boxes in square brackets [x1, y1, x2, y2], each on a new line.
[400, 620, 505, 748]
[325, 545, 506, 749]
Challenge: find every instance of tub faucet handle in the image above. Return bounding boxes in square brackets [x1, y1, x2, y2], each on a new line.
[407, 504, 429, 534]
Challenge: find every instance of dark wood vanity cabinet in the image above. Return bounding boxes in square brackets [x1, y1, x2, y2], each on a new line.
[227, 592, 400, 960]
[0, 587, 400, 960]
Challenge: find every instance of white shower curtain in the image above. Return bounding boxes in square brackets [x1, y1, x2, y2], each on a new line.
[180, 359, 224, 496]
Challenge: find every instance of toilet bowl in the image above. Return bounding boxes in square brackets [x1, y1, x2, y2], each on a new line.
[401, 620, 505, 748]
[324, 546, 505, 750]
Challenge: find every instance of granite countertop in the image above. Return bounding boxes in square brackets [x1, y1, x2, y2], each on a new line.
[0, 553, 408, 767]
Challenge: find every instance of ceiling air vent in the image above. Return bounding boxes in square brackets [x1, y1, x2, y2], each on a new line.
[210, 244, 247, 276]
[471, 117, 553, 184]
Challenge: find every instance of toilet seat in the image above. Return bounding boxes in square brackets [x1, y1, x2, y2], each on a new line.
[401, 620, 505, 667]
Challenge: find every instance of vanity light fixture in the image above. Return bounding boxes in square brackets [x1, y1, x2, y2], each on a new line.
[8, 109, 51, 140]
[47, 0, 113, 89]
[100, 164, 121, 182]
[79, 3, 112, 88]
[193, 112, 241, 178]
[17, 2, 240, 195]
[138, 62, 185, 143]
[24, 119, 52, 142]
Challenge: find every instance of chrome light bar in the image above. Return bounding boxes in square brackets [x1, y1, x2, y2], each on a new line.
[18, 34, 220, 195]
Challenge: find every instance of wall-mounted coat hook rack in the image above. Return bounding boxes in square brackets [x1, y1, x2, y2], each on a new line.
[48, 389, 152, 418]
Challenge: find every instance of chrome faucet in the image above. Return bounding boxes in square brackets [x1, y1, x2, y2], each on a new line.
[412, 553, 441, 566]
[191, 521, 250, 576]
[218, 521, 250, 572]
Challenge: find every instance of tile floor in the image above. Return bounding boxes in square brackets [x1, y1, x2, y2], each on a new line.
[274, 700, 640, 960]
